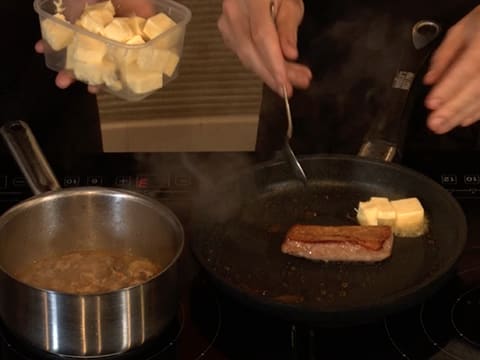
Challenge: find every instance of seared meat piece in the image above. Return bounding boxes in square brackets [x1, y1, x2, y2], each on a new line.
[281, 225, 393, 262]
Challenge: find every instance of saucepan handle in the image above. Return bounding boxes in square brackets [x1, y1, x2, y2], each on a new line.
[0, 120, 61, 195]
[358, 20, 442, 162]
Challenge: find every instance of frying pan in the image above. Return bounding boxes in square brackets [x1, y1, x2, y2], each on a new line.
[191, 155, 466, 325]
[190, 20, 467, 326]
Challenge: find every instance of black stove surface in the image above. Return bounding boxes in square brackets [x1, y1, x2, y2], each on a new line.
[202, 200, 480, 360]
[0, 151, 480, 360]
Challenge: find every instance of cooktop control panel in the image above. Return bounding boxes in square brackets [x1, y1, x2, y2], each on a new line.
[0, 172, 196, 218]
[403, 151, 480, 199]
[1, 151, 479, 216]
[438, 173, 480, 198]
[0, 173, 194, 192]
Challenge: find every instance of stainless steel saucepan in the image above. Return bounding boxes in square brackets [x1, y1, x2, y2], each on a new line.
[0, 120, 184, 357]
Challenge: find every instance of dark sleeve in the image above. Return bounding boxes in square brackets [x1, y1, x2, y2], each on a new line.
[0, 1, 102, 167]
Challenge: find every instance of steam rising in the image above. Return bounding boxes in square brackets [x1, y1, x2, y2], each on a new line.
[289, 9, 424, 154]
[130, 11, 425, 218]
[307, 10, 413, 89]
[132, 152, 257, 222]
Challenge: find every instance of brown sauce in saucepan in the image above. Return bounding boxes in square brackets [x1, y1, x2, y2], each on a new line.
[15, 250, 163, 294]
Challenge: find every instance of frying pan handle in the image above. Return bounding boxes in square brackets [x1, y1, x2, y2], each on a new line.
[0, 120, 61, 194]
[358, 20, 442, 162]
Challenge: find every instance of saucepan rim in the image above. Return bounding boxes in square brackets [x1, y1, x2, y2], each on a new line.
[0, 186, 185, 296]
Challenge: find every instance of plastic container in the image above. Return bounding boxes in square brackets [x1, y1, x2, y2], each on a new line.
[33, 0, 192, 101]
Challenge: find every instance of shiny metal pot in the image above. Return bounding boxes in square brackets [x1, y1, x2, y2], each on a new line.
[0, 121, 184, 357]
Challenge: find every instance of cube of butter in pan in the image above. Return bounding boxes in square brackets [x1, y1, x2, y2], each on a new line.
[390, 197, 426, 237]
[356, 196, 396, 226]
[369, 197, 396, 226]
[357, 201, 378, 226]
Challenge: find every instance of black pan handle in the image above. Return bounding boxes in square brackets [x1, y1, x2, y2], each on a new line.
[358, 20, 442, 162]
[0, 120, 61, 195]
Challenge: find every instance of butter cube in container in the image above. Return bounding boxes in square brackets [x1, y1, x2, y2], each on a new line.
[34, 0, 192, 101]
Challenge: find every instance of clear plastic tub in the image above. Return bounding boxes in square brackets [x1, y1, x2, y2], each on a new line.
[33, 0, 192, 101]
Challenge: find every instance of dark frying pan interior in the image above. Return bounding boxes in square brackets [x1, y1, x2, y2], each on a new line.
[191, 155, 467, 326]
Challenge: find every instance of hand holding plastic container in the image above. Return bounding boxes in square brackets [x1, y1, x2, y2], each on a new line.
[34, 0, 192, 101]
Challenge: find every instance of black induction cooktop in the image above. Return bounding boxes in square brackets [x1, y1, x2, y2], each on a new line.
[0, 151, 480, 359]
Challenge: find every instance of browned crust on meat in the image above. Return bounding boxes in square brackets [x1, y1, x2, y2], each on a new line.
[286, 225, 391, 250]
[282, 225, 394, 262]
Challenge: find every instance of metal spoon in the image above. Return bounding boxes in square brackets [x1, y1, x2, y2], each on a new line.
[282, 86, 307, 184]
[269, 2, 307, 184]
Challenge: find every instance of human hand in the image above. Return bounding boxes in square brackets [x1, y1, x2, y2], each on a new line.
[35, 40, 101, 93]
[35, 0, 155, 92]
[113, 0, 155, 17]
[218, 0, 312, 97]
[423, 6, 480, 134]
